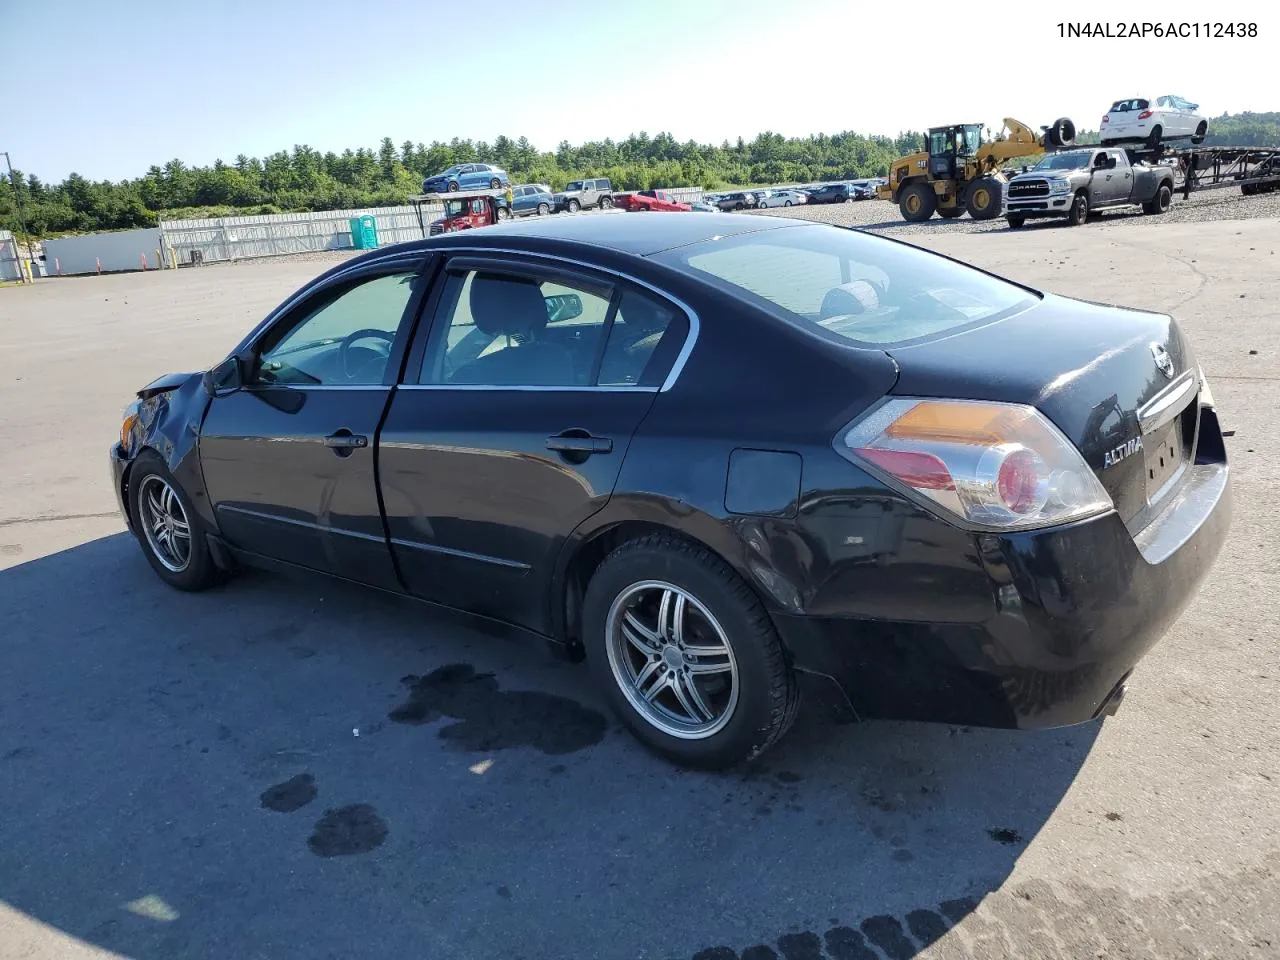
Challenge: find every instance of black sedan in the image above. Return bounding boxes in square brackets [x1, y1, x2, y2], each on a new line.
[111, 213, 1231, 769]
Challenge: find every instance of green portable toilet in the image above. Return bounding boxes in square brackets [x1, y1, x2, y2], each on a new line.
[349, 215, 378, 250]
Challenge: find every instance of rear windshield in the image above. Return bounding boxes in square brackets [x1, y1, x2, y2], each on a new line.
[652, 224, 1039, 348]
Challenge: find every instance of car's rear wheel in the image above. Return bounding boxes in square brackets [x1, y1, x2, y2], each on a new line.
[600, 196, 613, 209]
[1146, 125, 1163, 149]
[537, 202, 550, 216]
[1192, 121, 1208, 145]
[784, 199, 792, 206]
[128, 453, 223, 591]
[1144, 182, 1172, 215]
[582, 534, 799, 769]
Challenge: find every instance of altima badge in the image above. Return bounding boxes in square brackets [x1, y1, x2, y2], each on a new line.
[1104, 436, 1144, 469]
[1150, 343, 1175, 379]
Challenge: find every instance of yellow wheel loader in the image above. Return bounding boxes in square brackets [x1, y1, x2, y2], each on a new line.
[878, 117, 1076, 222]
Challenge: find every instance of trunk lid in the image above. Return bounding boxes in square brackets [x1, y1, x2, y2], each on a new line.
[885, 293, 1201, 531]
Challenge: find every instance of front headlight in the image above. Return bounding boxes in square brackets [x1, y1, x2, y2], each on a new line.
[1047, 179, 1070, 195]
[120, 408, 139, 452]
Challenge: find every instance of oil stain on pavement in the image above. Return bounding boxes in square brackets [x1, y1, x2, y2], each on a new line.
[388, 663, 608, 755]
[692, 897, 977, 960]
[259, 773, 317, 813]
[307, 804, 388, 857]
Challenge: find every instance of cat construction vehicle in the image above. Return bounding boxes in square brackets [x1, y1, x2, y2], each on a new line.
[877, 117, 1077, 222]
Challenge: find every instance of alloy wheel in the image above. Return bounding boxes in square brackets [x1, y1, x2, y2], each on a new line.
[605, 580, 739, 739]
[138, 475, 191, 573]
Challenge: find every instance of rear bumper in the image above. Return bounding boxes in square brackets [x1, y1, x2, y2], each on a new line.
[774, 460, 1231, 730]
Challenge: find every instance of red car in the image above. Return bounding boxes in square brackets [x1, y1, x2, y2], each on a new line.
[615, 189, 692, 212]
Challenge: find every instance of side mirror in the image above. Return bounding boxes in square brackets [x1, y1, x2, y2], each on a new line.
[545, 293, 583, 323]
[204, 355, 244, 396]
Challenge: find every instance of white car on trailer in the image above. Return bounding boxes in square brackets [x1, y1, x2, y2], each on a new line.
[1100, 96, 1208, 148]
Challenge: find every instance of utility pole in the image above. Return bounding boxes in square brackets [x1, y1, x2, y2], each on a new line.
[2, 151, 32, 282]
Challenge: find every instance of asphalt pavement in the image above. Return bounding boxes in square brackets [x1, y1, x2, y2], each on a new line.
[0, 215, 1276, 960]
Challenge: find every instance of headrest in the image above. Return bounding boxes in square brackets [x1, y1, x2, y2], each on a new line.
[619, 294, 668, 332]
[469, 274, 549, 338]
[820, 280, 880, 319]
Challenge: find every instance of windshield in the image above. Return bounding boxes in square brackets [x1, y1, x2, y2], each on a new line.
[443, 199, 465, 216]
[1034, 151, 1093, 171]
[564, 181, 583, 192]
[441, 165, 462, 176]
[653, 224, 1038, 348]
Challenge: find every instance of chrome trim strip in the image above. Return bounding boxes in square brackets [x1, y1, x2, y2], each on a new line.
[397, 384, 656, 393]
[1137, 370, 1197, 435]
[216, 504, 385, 542]
[422, 244, 700, 392]
[245, 384, 391, 392]
[389, 536, 530, 570]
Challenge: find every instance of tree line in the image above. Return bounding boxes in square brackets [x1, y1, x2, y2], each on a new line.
[3, 112, 1278, 238]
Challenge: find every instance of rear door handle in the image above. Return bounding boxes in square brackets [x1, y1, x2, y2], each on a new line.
[546, 433, 612, 454]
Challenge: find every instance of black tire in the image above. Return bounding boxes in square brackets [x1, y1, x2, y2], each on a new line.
[447, 181, 459, 192]
[1242, 182, 1257, 197]
[1007, 214, 1026, 229]
[567, 199, 581, 213]
[490, 178, 501, 189]
[965, 177, 1003, 220]
[537, 202, 550, 216]
[938, 207, 963, 219]
[1046, 117, 1076, 148]
[784, 199, 792, 206]
[1146, 125, 1163, 149]
[127, 451, 224, 592]
[899, 182, 936, 222]
[599, 196, 613, 209]
[1144, 182, 1173, 215]
[496, 206, 511, 220]
[1067, 190, 1089, 226]
[582, 533, 800, 769]
[1192, 121, 1207, 145]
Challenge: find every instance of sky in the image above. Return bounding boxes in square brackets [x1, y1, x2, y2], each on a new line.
[1, 0, 1276, 183]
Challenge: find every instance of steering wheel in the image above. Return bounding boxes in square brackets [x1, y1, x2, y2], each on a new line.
[339, 328, 395, 381]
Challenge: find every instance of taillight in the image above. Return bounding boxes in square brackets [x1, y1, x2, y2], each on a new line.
[1100, 116, 1108, 124]
[837, 398, 1113, 531]
[1138, 110, 1154, 120]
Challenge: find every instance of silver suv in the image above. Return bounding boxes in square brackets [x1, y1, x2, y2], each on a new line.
[553, 178, 614, 213]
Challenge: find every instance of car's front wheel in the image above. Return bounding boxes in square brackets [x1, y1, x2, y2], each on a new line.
[567, 199, 581, 213]
[1067, 190, 1089, 226]
[128, 452, 224, 591]
[582, 534, 799, 769]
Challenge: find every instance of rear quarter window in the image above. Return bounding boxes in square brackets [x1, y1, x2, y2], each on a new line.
[654, 225, 1039, 348]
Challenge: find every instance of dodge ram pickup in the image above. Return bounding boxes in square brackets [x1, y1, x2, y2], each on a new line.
[1005, 147, 1176, 227]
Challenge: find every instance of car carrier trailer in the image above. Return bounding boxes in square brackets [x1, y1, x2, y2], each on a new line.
[1122, 144, 1280, 198]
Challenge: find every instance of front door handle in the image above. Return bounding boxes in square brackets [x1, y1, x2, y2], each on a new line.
[324, 430, 368, 455]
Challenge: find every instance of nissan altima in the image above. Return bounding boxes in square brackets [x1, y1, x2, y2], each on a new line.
[110, 213, 1231, 768]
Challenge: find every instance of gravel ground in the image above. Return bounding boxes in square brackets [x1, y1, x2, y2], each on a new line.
[201, 184, 1280, 272]
[755, 184, 1280, 236]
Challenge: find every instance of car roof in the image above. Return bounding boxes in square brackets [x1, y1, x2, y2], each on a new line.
[432, 210, 807, 256]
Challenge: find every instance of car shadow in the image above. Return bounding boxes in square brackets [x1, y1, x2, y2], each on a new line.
[0, 534, 1099, 960]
